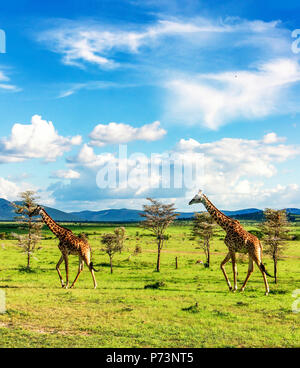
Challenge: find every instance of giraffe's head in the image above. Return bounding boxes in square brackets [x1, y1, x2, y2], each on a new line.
[189, 189, 205, 205]
[30, 205, 44, 217]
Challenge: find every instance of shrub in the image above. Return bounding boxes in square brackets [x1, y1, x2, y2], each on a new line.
[144, 281, 166, 289]
[248, 229, 263, 239]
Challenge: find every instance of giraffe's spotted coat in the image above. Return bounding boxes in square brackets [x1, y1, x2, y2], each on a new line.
[33, 206, 97, 289]
[189, 191, 270, 295]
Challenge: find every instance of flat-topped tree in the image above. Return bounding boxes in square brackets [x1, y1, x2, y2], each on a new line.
[140, 198, 179, 272]
[13, 190, 43, 269]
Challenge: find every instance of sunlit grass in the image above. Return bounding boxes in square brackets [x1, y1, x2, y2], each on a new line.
[0, 222, 299, 347]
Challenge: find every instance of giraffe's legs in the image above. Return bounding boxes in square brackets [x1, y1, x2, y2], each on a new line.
[56, 255, 65, 288]
[231, 252, 238, 292]
[253, 257, 270, 296]
[89, 267, 97, 289]
[70, 257, 84, 289]
[220, 252, 232, 291]
[240, 256, 254, 292]
[63, 254, 69, 289]
[83, 252, 97, 289]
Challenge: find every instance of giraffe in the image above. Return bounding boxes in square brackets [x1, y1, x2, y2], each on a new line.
[31, 206, 97, 289]
[189, 190, 272, 295]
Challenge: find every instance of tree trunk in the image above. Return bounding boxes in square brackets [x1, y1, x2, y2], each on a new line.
[156, 240, 161, 272]
[175, 256, 178, 269]
[28, 217, 32, 269]
[207, 241, 210, 268]
[27, 251, 30, 269]
[110, 256, 113, 274]
[273, 256, 277, 284]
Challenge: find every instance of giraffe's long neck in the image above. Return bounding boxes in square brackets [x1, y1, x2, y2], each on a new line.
[40, 209, 68, 238]
[201, 195, 235, 231]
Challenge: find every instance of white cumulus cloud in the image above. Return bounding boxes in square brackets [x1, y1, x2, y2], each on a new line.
[89, 121, 166, 147]
[51, 169, 81, 179]
[0, 115, 82, 162]
[49, 132, 300, 210]
[67, 144, 115, 168]
[263, 132, 286, 144]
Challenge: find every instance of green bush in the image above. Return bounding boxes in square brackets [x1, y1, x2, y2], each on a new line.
[248, 229, 263, 239]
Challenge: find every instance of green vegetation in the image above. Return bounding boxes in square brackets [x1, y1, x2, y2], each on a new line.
[0, 220, 300, 348]
[192, 212, 216, 268]
[260, 209, 291, 284]
[100, 227, 126, 274]
[13, 191, 43, 269]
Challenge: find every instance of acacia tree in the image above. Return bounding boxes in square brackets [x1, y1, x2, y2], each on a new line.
[100, 227, 126, 274]
[260, 209, 290, 284]
[13, 191, 43, 269]
[140, 198, 178, 272]
[192, 212, 216, 268]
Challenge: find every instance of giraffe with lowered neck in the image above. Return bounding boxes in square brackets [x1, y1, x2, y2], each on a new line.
[189, 190, 272, 295]
[32, 206, 97, 289]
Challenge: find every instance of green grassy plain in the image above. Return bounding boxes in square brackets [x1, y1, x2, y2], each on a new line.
[0, 221, 300, 348]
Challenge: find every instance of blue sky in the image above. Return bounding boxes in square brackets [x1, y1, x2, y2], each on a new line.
[0, 0, 300, 212]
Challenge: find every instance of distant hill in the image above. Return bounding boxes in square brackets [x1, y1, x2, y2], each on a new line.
[69, 208, 198, 222]
[0, 198, 299, 222]
[223, 208, 262, 216]
[70, 208, 144, 222]
[286, 208, 300, 215]
[0, 198, 15, 220]
[13, 201, 81, 222]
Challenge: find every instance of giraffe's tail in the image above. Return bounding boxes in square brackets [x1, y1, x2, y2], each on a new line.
[260, 262, 274, 278]
[89, 262, 99, 272]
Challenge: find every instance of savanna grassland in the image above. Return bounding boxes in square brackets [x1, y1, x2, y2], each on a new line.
[0, 220, 300, 348]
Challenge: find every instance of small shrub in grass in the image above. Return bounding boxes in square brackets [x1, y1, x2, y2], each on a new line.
[133, 245, 142, 255]
[236, 301, 249, 307]
[182, 303, 200, 313]
[248, 229, 263, 239]
[18, 265, 37, 273]
[78, 232, 89, 239]
[269, 289, 288, 295]
[100, 227, 126, 274]
[192, 212, 216, 268]
[144, 281, 166, 289]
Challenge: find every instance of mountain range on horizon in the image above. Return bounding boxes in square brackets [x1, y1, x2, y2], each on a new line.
[1, 198, 299, 222]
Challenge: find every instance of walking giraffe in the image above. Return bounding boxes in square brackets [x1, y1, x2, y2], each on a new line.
[31, 206, 97, 289]
[189, 190, 272, 295]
